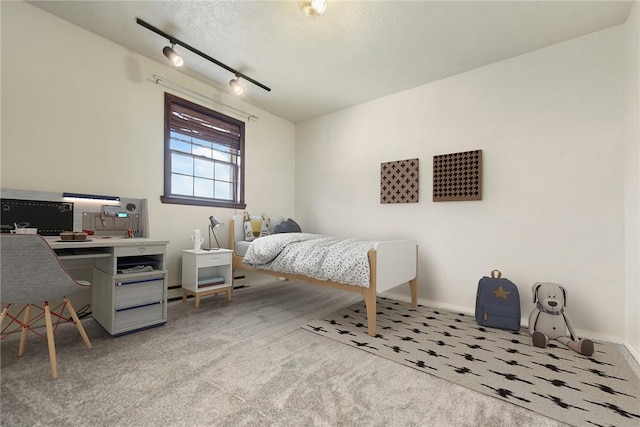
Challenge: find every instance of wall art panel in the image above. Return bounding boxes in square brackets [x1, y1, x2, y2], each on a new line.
[380, 158, 419, 204]
[433, 150, 482, 202]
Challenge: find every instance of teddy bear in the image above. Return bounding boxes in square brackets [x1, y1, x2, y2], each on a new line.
[528, 282, 594, 356]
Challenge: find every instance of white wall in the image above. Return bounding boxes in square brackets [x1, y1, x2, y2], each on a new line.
[0, 2, 296, 287]
[624, 2, 640, 359]
[296, 24, 628, 342]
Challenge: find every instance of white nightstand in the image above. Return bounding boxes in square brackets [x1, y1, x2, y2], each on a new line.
[181, 248, 233, 308]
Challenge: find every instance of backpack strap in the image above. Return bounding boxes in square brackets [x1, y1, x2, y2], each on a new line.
[490, 270, 502, 279]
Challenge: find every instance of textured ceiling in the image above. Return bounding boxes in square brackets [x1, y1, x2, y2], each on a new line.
[27, 1, 634, 123]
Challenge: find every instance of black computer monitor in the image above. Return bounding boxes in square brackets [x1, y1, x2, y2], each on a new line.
[1, 198, 74, 236]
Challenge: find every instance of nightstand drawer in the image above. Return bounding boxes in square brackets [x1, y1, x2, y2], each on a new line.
[196, 252, 232, 268]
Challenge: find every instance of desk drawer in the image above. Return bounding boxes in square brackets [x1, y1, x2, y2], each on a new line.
[196, 252, 232, 268]
[114, 302, 164, 331]
[115, 277, 164, 308]
[115, 245, 165, 258]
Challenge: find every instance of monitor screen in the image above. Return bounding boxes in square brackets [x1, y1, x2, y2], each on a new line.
[1, 198, 74, 236]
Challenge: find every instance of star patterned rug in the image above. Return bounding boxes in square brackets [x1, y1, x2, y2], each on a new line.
[303, 298, 640, 427]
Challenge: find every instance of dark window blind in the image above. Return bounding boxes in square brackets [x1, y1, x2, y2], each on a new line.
[162, 93, 246, 209]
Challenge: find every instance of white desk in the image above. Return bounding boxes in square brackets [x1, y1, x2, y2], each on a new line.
[48, 237, 169, 336]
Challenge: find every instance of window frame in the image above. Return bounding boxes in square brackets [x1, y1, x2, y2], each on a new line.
[160, 93, 246, 209]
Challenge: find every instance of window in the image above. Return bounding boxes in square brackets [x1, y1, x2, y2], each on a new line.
[161, 93, 246, 209]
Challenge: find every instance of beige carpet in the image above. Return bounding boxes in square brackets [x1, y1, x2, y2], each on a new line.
[2, 280, 572, 426]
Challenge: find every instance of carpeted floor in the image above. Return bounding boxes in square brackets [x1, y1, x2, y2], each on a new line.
[0, 280, 608, 426]
[303, 298, 640, 427]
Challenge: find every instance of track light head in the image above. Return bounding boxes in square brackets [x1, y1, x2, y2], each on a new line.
[229, 77, 244, 95]
[299, 0, 327, 17]
[163, 44, 183, 67]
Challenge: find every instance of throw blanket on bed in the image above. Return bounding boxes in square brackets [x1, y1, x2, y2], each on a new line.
[242, 233, 376, 287]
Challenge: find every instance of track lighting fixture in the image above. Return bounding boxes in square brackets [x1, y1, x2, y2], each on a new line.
[136, 18, 271, 92]
[299, 0, 327, 17]
[229, 76, 244, 95]
[162, 43, 183, 67]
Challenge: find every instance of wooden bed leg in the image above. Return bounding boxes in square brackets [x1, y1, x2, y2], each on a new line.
[409, 277, 418, 308]
[365, 250, 378, 337]
[410, 246, 418, 307]
[364, 289, 377, 337]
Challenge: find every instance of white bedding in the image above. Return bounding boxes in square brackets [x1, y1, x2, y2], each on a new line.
[234, 240, 251, 257]
[242, 233, 376, 287]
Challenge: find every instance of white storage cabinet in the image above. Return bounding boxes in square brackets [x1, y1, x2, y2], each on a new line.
[92, 244, 168, 335]
[181, 249, 233, 308]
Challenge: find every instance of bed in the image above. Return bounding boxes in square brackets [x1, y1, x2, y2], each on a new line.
[229, 215, 418, 336]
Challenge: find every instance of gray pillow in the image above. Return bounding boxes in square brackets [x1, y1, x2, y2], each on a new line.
[274, 218, 301, 234]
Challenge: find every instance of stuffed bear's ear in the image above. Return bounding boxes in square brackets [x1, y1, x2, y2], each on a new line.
[532, 282, 542, 303]
[560, 285, 567, 307]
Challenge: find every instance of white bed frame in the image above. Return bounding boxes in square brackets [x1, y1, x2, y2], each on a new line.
[229, 218, 418, 336]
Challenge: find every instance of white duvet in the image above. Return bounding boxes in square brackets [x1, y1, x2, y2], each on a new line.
[242, 233, 376, 287]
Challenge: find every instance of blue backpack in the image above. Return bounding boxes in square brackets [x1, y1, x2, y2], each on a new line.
[475, 270, 521, 331]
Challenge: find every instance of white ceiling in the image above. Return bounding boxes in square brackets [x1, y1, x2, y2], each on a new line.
[28, 1, 634, 123]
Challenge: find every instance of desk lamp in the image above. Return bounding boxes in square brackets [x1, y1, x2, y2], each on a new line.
[208, 216, 222, 250]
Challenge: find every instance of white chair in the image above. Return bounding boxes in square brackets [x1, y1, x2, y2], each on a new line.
[0, 234, 92, 379]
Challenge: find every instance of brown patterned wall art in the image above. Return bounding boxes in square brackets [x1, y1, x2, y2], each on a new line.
[380, 158, 419, 204]
[433, 149, 482, 202]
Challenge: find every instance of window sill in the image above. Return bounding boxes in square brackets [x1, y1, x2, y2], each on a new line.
[160, 195, 246, 210]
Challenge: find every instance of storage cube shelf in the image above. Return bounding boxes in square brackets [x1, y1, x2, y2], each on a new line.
[197, 275, 226, 289]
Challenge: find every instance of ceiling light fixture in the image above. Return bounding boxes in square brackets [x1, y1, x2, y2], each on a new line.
[136, 18, 271, 92]
[299, 0, 327, 17]
[229, 76, 244, 95]
[162, 43, 183, 67]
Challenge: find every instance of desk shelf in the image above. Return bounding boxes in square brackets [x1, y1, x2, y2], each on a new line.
[55, 251, 112, 260]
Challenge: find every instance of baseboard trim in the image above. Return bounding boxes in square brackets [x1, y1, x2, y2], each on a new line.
[381, 289, 625, 344]
[625, 340, 640, 365]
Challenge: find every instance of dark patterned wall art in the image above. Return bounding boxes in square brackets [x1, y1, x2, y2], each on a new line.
[433, 149, 482, 202]
[380, 158, 419, 204]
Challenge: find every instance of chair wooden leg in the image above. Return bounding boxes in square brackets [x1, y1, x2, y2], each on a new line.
[44, 302, 58, 379]
[0, 304, 11, 329]
[0, 305, 9, 345]
[0, 304, 9, 329]
[64, 297, 92, 349]
[19, 304, 31, 356]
